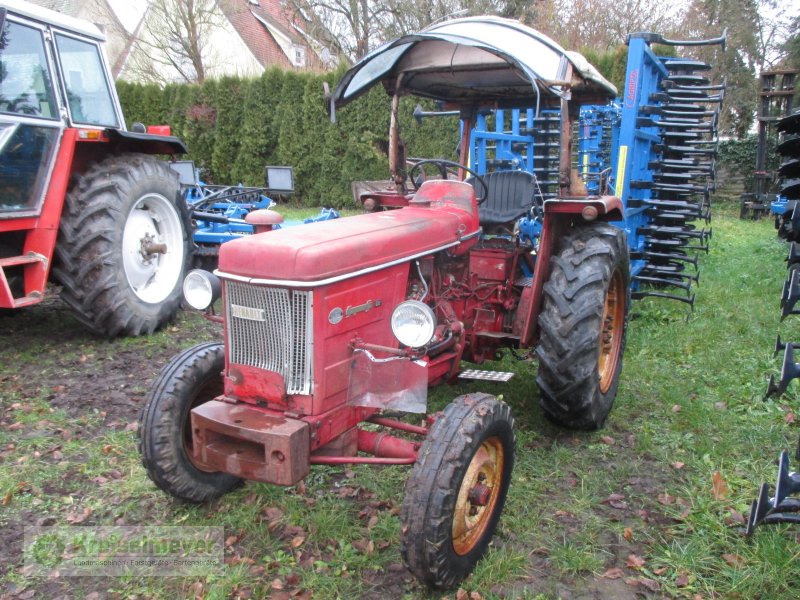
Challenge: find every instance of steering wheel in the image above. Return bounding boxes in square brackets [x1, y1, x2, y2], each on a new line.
[408, 159, 489, 204]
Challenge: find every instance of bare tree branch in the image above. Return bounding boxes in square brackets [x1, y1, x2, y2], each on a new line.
[126, 0, 223, 84]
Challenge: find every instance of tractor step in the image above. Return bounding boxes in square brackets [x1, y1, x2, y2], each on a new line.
[0, 253, 48, 308]
[458, 369, 515, 382]
[0, 253, 47, 268]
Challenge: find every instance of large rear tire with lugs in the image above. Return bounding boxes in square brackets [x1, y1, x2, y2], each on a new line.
[401, 393, 515, 589]
[139, 342, 242, 503]
[53, 154, 190, 337]
[535, 223, 630, 430]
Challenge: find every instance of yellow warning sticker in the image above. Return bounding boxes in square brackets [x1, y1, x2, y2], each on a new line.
[615, 145, 628, 195]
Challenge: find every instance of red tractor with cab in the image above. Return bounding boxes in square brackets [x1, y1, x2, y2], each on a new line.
[139, 16, 629, 588]
[0, 0, 190, 337]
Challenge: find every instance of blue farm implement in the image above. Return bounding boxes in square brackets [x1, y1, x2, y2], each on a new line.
[461, 30, 727, 308]
[753, 109, 800, 535]
[169, 161, 339, 269]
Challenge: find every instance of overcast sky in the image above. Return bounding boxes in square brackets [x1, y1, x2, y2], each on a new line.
[106, 0, 148, 34]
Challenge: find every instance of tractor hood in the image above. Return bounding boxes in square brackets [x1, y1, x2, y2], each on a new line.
[332, 16, 617, 109]
[217, 206, 478, 285]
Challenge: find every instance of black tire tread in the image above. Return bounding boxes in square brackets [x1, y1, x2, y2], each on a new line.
[52, 154, 189, 338]
[535, 223, 630, 430]
[400, 393, 515, 589]
[138, 342, 241, 503]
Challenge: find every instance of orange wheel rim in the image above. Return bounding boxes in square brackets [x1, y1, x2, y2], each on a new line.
[452, 437, 505, 555]
[598, 269, 625, 393]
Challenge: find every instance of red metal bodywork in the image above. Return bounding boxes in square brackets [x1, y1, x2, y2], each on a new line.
[0, 129, 77, 307]
[193, 179, 624, 486]
[0, 128, 184, 309]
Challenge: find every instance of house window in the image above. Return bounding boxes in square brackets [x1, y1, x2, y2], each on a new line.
[292, 45, 306, 67]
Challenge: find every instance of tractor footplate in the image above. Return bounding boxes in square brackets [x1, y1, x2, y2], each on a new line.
[458, 369, 515, 382]
[191, 400, 310, 485]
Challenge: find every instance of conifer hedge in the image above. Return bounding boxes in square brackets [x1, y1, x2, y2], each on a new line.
[116, 69, 459, 208]
[116, 49, 627, 207]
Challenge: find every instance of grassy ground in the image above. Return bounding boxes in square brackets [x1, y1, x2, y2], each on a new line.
[1, 206, 799, 599]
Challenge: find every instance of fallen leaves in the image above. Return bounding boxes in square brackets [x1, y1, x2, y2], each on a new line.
[601, 567, 624, 579]
[722, 553, 746, 567]
[626, 553, 646, 569]
[602, 493, 628, 510]
[454, 589, 483, 600]
[625, 577, 660, 592]
[711, 471, 728, 501]
[65, 506, 92, 524]
[724, 509, 746, 526]
[657, 492, 675, 506]
[351, 538, 375, 555]
[1, 481, 30, 506]
[262, 506, 285, 532]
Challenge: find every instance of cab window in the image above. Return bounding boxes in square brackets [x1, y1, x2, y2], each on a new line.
[55, 33, 118, 127]
[0, 20, 58, 119]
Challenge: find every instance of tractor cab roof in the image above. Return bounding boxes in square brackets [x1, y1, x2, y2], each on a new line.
[333, 16, 617, 110]
[2, 0, 106, 41]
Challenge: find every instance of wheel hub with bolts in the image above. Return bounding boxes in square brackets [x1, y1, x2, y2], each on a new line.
[139, 233, 168, 263]
[452, 437, 504, 555]
[122, 193, 185, 304]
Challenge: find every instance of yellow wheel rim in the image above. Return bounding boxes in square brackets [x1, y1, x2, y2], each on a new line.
[452, 436, 505, 555]
[598, 269, 625, 393]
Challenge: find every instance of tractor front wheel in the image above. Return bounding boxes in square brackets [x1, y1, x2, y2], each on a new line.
[54, 154, 190, 337]
[401, 393, 515, 589]
[139, 342, 241, 503]
[535, 222, 630, 430]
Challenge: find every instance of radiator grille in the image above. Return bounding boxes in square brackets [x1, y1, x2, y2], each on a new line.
[225, 281, 313, 395]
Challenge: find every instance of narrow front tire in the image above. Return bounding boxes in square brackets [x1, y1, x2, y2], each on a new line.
[401, 393, 515, 589]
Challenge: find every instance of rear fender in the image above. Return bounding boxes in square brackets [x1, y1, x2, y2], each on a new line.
[104, 128, 187, 155]
[519, 196, 625, 346]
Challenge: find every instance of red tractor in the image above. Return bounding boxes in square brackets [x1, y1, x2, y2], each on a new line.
[0, 0, 190, 337]
[139, 17, 629, 588]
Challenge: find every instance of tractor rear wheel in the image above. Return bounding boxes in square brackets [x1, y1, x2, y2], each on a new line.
[139, 342, 241, 503]
[53, 154, 190, 337]
[401, 393, 515, 589]
[535, 223, 630, 430]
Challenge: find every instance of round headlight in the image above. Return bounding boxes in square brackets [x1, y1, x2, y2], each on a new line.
[391, 300, 436, 348]
[182, 269, 221, 310]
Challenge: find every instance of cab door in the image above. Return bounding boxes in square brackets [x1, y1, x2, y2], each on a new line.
[0, 13, 63, 218]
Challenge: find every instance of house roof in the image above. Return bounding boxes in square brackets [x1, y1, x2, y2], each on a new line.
[23, 0, 326, 77]
[218, 0, 323, 70]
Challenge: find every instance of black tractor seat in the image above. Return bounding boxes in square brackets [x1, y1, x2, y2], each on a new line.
[468, 170, 540, 226]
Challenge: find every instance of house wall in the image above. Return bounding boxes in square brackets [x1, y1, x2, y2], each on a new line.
[203, 18, 265, 80]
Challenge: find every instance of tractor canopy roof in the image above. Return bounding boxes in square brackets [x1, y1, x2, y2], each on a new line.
[333, 16, 617, 110]
[2, 0, 105, 41]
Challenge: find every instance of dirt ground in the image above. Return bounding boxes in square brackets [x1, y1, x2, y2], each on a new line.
[0, 296, 221, 598]
[0, 296, 673, 599]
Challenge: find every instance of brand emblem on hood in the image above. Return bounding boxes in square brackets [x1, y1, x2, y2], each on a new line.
[231, 304, 266, 322]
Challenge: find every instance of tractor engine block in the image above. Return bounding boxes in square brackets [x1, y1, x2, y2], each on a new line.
[412, 240, 524, 363]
